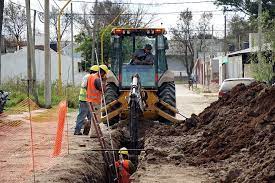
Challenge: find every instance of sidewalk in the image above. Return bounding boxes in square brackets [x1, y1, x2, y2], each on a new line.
[187, 83, 219, 97]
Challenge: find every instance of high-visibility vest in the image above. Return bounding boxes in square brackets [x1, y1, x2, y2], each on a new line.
[78, 74, 90, 101]
[78, 87, 87, 101]
[86, 73, 101, 104]
[115, 160, 131, 183]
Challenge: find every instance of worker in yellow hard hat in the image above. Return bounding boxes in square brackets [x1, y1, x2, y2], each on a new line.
[115, 147, 136, 183]
[74, 65, 99, 135]
[86, 64, 109, 138]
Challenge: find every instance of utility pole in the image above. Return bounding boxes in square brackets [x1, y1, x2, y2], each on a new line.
[57, 0, 72, 95]
[91, 0, 98, 65]
[71, 3, 74, 86]
[203, 26, 206, 86]
[71, 3, 74, 85]
[32, 10, 39, 104]
[44, 0, 51, 108]
[25, 0, 33, 94]
[208, 25, 214, 91]
[258, 0, 262, 53]
[0, 0, 4, 85]
[223, 7, 227, 55]
[193, 33, 198, 87]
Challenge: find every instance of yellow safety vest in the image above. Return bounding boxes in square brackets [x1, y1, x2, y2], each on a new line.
[78, 87, 87, 101]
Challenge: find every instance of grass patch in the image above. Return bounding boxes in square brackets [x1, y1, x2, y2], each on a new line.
[29, 107, 77, 122]
[0, 79, 79, 110]
[175, 80, 188, 84]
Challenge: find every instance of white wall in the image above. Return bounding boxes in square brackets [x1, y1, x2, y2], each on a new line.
[227, 55, 243, 78]
[1, 47, 85, 85]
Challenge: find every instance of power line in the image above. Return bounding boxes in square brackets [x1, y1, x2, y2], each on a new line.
[52, 0, 61, 10]
[8, 0, 224, 16]
[9, 0, 43, 13]
[69, 10, 223, 16]
[70, 0, 215, 5]
[37, 0, 44, 11]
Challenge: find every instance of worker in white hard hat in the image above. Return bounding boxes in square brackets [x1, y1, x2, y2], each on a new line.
[115, 147, 136, 183]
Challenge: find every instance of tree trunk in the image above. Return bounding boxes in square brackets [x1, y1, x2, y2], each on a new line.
[185, 42, 191, 78]
[15, 35, 20, 51]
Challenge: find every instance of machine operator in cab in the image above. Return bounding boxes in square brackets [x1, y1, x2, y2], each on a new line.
[131, 44, 154, 65]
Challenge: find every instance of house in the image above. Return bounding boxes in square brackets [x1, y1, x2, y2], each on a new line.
[166, 40, 188, 80]
[218, 33, 273, 84]
[62, 42, 84, 73]
[193, 39, 224, 84]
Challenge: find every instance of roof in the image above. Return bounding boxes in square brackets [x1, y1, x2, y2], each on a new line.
[227, 44, 271, 57]
[224, 78, 255, 81]
[227, 48, 251, 56]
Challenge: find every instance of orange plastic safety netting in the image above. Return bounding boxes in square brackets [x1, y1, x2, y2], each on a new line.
[0, 99, 69, 183]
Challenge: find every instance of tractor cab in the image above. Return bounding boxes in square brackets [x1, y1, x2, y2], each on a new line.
[109, 28, 169, 90]
[103, 28, 178, 127]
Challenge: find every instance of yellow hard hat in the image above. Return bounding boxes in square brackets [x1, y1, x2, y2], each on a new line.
[90, 65, 99, 72]
[118, 147, 128, 155]
[99, 64, 109, 74]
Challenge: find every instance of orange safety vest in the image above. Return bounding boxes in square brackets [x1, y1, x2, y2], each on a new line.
[115, 160, 131, 183]
[86, 73, 102, 104]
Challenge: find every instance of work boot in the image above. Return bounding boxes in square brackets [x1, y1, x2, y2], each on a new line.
[83, 120, 91, 135]
[74, 131, 82, 135]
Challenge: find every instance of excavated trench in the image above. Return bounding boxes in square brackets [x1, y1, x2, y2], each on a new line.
[35, 121, 147, 183]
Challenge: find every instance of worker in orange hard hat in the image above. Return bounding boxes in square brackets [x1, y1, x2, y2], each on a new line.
[115, 147, 136, 183]
[86, 64, 109, 138]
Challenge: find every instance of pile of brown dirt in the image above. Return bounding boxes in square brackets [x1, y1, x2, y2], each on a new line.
[182, 82, 275, 182]
[141, 82, 275, 182]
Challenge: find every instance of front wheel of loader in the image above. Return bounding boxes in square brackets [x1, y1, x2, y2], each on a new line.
[157, 82, 176, 124]
[102, 83, 120, 126]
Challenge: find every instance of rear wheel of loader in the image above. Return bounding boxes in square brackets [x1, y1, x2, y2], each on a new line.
[158, 82, 176, 124]
[102, 83, 120, 126]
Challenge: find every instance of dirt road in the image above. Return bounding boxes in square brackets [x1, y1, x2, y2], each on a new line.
[133, 84, 218, 183]
[176, 84, 217, 118]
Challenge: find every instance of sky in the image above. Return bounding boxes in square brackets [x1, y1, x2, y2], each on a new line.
[6, 0, 244, 40]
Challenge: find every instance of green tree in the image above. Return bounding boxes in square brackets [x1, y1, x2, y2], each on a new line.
[214, 0, 275, 17]
[75, 1, 155, 67]
[75, 32, 93, 71]
[227, 15, 253, 50]
[250, 12, 275, 84]
[251, 52, 273, 83]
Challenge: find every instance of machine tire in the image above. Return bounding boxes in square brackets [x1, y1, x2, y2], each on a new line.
[102, 83, 120, 126]
[157, 82, 176, 123]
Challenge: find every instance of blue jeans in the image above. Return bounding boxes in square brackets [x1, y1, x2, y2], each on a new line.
[74, 101, 91, 133]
